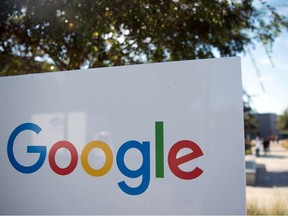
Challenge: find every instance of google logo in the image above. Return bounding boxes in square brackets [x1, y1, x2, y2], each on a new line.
[7, 121, 204, 195]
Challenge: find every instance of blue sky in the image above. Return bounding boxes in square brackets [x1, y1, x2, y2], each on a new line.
[241, 31, 288, 115]
[241, 1, 288, 115]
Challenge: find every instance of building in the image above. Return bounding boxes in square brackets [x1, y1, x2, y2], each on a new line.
[256, 113, 278, 139]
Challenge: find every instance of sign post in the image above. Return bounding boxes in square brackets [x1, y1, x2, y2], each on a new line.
[0, 57, 245, 215]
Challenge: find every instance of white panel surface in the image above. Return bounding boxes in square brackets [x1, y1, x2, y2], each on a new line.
[0, 57, 245, 215]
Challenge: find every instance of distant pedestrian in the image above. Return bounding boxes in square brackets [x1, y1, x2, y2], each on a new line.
[263, 137, 270, 155]
[255, 136, 261, 157]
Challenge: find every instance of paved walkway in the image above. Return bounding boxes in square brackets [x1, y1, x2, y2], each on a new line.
[246, 142, 288, 213]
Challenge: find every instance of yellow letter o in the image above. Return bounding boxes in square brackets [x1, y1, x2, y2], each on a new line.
[81, 141, 113, 176]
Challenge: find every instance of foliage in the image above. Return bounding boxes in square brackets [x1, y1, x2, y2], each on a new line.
[278, 108, 288, 133]
[1, 0, 288, 75]
[243, 91, 258, 139]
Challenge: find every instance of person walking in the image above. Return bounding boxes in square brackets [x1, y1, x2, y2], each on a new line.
[255, 136, 261, 157]
[263, 136, 270, 155]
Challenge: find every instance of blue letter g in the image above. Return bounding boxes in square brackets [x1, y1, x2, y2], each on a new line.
[7, 123, 46, 174]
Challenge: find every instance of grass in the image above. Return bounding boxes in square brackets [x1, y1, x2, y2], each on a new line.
[270, 198, 288, 215]
[281, 139, 288, 149]
[247, 202, 267, 215]
[247, 196, 288, 215]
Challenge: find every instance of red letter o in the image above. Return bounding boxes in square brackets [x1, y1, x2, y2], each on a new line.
[49, 141, 78, 175]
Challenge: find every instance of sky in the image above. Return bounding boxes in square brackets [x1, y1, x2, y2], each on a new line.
[241, 1, 288, 115]
[241, 31, 288, 115]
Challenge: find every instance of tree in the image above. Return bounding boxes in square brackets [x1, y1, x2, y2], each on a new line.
[243, 90, 259, 154]
[243, 91, 258, 139]
[278, 108, 288, 134]
[1, 0, 287, 75]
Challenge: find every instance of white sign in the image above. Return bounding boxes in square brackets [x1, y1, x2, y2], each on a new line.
[0, 57, 245, 215]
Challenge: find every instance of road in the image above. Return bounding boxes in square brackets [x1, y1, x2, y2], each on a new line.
[246, 142, 288, 213]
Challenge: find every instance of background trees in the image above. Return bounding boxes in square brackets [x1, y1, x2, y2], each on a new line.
[1, 0, 288, 142]
[278, 108, 288, 148]
[278, 108, 288, 134]
[1, 0, 287, 76]
[243, 91, 258, 139]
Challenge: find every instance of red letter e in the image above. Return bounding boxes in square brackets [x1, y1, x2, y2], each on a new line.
[168, 140, 203, 180]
